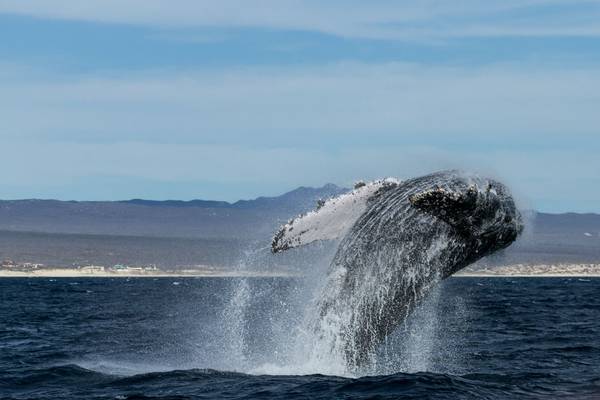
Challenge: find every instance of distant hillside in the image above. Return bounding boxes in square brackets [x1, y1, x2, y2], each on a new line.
[487, 211, 600, 265]
[121, 183, 344, 211]
[529, 212, 600, 235]
[0, 184, 347, 239]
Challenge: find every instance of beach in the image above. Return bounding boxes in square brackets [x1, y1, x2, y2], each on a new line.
[2, 264, 600, 278]
[455, 263, 600, 277]
[0, 268, 299, 278]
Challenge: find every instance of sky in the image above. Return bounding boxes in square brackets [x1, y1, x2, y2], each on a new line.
[0, 1, 599, 212]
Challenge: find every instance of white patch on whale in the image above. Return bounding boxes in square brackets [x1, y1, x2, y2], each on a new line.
[273, 178, 400, 251]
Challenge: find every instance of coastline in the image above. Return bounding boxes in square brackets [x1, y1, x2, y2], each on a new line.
[0, 269, 300, 278]
[455, 263, 600, 278]
[2, 270, 600, 278]
[454, 273, 600, 278]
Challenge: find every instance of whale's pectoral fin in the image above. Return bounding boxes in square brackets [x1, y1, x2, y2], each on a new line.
[409, 185, 481, 233]
[272, 179, 399, 253]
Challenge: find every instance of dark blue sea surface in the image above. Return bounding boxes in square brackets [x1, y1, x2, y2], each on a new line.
[1, 277, 599, 399]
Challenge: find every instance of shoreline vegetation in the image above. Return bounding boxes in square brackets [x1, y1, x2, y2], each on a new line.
[0, 263, 599, 278]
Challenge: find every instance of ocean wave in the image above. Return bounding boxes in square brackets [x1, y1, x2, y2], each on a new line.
[2, 278, 599, 399]
[3, 364, 599, 400]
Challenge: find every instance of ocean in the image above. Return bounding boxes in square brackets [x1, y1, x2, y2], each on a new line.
[1, 277, 599, 399]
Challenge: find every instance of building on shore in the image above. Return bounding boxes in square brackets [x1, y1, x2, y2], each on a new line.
[1, 260, 44, 270]
[79, 265, 105, 273]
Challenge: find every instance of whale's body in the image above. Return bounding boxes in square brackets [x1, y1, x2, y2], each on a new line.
[272, 171, 523, 369]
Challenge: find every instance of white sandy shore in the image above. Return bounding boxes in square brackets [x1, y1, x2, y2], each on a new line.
[454, 263, 600, 278]
[455, 273, 600, 278]
[0, 269, 300, 278]
[2, 264, 600, 278]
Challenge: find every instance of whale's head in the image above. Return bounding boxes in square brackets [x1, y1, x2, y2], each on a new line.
[409, 174, 523, 259]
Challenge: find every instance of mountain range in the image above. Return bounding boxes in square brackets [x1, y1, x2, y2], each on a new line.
[0, 184, 598, 268]
[0, 184, 346, 239]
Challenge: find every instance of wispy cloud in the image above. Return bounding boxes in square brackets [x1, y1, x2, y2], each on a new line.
[0, 2, 598, 210]
[2, 62, 598, 144]
[1, 0, 599, 39]
[1, 61, 599, 210]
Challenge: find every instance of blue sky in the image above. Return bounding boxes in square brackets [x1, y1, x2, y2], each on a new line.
[0, 1, 599, 211]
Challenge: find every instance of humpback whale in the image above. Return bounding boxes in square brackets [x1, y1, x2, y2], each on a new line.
[272, 171, 523, 369]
